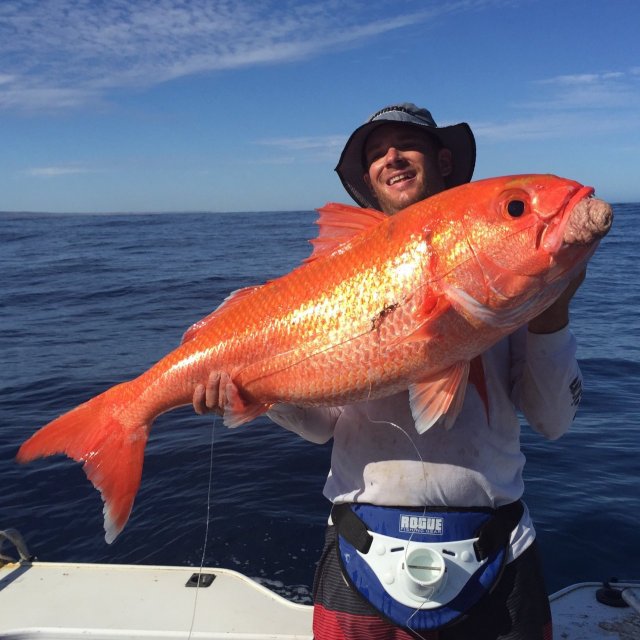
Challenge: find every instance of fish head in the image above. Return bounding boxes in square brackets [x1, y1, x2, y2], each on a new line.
[423, 174, 612, 327]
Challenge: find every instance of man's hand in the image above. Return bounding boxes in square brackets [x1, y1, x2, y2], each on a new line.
[192, 371, 231, 415]
[528, 269, 586, 334]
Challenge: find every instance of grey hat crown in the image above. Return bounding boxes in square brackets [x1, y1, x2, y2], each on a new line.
[335, 102, 476, 210]
[369, 103, 437, 127]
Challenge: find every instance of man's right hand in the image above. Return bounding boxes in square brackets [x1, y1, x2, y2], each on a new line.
[192, 371, 232, 415]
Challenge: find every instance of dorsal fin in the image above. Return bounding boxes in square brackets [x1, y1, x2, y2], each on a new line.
[305, 202, 387, 263]
[181, 285, 261, 344]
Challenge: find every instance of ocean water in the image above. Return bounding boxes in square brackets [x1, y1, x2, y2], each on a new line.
[1, 204, 638, 602]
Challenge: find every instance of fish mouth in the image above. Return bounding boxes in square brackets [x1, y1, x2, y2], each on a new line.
[541, 185, 595, 253]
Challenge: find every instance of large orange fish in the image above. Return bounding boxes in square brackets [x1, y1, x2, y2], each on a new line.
[17, 174, 612, 542]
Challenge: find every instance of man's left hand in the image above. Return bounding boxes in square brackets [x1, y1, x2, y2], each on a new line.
[528, 269, 586, 334]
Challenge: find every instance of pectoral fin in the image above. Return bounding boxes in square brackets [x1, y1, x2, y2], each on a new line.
[443, 284, 529, 330]
[391, 294, 451, 346]
[409, 361, 469, 434]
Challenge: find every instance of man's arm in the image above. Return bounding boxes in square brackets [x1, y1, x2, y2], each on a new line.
[512, 271, 586, 439]
[266, 404, 340, 444]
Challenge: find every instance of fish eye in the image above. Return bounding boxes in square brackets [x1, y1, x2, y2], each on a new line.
[507, 199, 526, 217]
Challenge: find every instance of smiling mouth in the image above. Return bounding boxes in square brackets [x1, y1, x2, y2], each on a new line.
[387, 171, 415, 186]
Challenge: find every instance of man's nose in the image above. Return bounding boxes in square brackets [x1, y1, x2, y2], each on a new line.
[384, 146, 404, 165]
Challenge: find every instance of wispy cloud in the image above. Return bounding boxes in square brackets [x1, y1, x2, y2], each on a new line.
[475, 68, 640, 141]
[254, 134, 346, 164]
[538, 72, 625, 86]
[474, 112, 639, 142]
[257, 135, 346, 150]
[257, 134, 344, 152]
[25, 165, 98, 177]
[0, 0, 495, 112]
[520, 69, 640, 110]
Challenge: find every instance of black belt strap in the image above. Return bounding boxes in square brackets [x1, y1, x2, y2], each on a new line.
[331, 501, 524, 561]
[332, 503, 374, 553]
[472, 500, 523, 561]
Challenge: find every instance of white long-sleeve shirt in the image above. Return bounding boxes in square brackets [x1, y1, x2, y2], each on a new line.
[267, 326, 582, 560]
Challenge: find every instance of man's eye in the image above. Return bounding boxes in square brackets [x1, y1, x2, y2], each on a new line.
[365, 151, 383, 166]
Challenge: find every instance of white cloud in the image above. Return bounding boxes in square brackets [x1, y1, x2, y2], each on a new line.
[256, 135, 346, 151]
[474, 110, 640, 143]
[537, 72, 625, 86]
[475, 67, 640, 141]
[26, 166, 97, 177]
[0, 0, 500, 111]
[520, 69, 640, 110]
[254, 134, 347, 164]
[250, 156, 297, 166]
[0, 82, 100, 111]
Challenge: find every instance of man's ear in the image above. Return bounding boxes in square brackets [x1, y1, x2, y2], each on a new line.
[438, 148, 453, 178]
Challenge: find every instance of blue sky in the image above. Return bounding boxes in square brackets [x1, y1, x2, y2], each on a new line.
[1, 0, 638, 213]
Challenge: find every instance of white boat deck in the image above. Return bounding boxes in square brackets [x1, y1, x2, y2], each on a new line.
[1, 559, 638, 639]
[550, 581, 640, 639]
[0, 561, 313, 639]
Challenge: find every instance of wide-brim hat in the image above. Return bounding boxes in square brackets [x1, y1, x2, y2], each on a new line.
[335, 102, 476, 210]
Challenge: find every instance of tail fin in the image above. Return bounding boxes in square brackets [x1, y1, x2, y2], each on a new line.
[16, 383, 149, 544]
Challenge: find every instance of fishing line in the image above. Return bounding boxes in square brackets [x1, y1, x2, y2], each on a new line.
[187, 413, 217, 640]
[364, 389, 434, 636]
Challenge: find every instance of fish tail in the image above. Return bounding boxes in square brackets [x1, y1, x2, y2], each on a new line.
[16, 382, 149, 544]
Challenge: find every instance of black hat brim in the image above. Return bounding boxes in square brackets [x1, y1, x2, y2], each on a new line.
[335, 120, 476, 210]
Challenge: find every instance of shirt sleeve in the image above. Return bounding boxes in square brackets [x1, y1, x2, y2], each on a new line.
[266, 404, 341, 444]
[510, 325, 583, 440]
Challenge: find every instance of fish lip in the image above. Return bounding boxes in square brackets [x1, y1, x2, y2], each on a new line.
[542, 185, 595, 253]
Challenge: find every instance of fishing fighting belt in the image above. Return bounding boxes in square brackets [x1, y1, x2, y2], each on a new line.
[332, 500, 524, 631]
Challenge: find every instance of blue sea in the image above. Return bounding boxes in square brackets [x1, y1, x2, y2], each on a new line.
[1, 204, 638, 602]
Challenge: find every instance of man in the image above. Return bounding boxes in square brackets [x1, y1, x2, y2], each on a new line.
[194, 103, 584, 639]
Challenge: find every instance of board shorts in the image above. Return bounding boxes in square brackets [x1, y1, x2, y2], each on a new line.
[312, 523, 552, 640]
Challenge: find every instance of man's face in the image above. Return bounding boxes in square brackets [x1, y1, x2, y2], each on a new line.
[363, 123, 452, 215]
